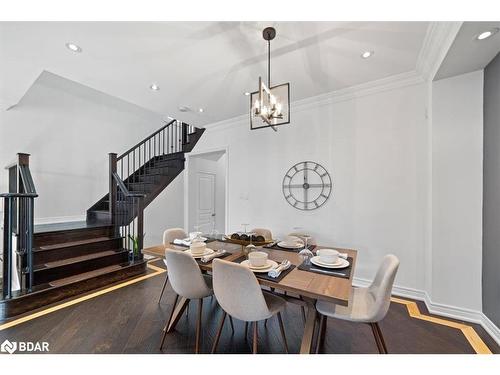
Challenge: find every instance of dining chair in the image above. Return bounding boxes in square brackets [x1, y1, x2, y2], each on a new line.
[159, 248, 213, 353]
[158, 228, 188, 303]
[314, 254, 400, 354]
[251, 228, 273, 241]
[211, 258, 289, 354]
[287, 232, 317, 246]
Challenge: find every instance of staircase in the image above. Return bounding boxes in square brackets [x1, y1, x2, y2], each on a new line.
[0, 120, 205, 319]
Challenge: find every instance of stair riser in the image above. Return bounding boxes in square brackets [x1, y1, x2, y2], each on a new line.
[34, 238, 123, 266]
[0, 260, 147, 320]
[34, 226, 114, 248]
[33, 251, 129, 286]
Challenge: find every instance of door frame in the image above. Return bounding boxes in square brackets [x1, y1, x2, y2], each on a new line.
[184, 146, 229, 235]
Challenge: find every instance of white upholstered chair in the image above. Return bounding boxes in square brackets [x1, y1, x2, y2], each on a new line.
[251, 228, 273, 241]
[159, 248, 213, 353]
[211, 258, 289, 354]
[158, 228, 188, 303]
[315, 254, 400, 353]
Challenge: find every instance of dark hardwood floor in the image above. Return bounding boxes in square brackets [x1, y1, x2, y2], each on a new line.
[1, 260, 498, 354]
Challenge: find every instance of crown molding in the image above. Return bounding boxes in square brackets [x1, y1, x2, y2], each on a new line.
[416, 21, 463, 82]
[204, 70, 424, 132]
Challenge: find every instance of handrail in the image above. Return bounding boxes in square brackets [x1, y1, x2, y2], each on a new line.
[117, 119, 176, 160]
[112, 172, 146, 198]
[0, 192, 38, 198]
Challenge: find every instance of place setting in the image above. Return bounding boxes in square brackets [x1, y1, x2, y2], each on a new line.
[236, 251, 295, 282]
[183, 240, 231, 263]
[298, 248, 353, 279]
[264, 235, 317, 252]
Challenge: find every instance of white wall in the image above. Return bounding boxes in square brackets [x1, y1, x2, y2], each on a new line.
[195, 83, 430, 290]
[431, 70, 484, 311]
[0, 71, 164, 222]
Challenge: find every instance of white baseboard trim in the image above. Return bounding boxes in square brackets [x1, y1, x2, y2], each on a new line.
[34, 215, 86, 225]
[353, 277, 500, 346]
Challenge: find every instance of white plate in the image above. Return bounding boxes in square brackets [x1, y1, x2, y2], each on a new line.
[277, 241, 303, 249]
[184, 248, 214, 258]
[311, 256, 349, 269]
[241, 259, 279, 273]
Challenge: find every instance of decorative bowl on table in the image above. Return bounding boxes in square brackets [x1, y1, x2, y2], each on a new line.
[223, 232, 271, 246]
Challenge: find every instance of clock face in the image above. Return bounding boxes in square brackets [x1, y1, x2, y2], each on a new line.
[282, 161, 332, 211]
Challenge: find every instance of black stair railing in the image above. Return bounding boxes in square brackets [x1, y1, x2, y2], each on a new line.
[1, 153, 37, 299]
[108, 120, 197, 259]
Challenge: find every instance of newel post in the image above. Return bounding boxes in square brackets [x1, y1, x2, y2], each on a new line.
[108, 153, 117, 224]
[137, 196, 144, 260]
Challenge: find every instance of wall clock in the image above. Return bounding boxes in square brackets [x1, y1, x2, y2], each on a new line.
[282, 161, 332, 211]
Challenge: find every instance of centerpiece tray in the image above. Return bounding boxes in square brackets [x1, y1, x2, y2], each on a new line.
[220, 235, 274, 247]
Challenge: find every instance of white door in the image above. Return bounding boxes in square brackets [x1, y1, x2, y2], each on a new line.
[197, 172, 216, 230]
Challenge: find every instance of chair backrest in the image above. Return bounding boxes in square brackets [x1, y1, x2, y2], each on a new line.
[212, 259, 271, 322]
[287, 232, 317, 246]
[164, 248, 212, 299]
[251, 228, 273, 241]
[163, 228, 187, 246]
[367, 254, 400, 322]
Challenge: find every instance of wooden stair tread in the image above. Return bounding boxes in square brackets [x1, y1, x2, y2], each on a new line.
[34, 236, 114, 251]
[34, 221, 112, 234]
[48, 263, 126, 287]
[37, 250, 126, 270]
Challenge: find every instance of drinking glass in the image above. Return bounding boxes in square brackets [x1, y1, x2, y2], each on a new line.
[298, 234, 314, 264]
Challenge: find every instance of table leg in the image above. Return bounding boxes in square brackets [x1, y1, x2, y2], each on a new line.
[299, 298, 317, 354]
[167, 297, 190, 333]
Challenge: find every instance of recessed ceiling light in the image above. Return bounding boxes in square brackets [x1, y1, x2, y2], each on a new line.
[476, 28, 499, 40]
[65, 42, 82, 53]
[198, 108, 204, 113]
[150, 83, 160, 91]
[361, 51, 374, 59]
[244, 92, 251, 96]
[178, 106, 190, 112]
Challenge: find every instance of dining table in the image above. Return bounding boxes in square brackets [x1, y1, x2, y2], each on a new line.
[143, 239, 357, 354]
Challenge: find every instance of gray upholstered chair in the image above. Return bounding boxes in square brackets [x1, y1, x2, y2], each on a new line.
[211, 258, 289, 354]
[251, 228, 273, 241]
[315, 254, 400, 354]
[158, 228, 188, 303]
[159, 248, 213, 353]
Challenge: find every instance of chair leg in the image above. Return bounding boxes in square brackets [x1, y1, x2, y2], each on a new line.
[277, 312, 289, 354]
[244, 321, 249, 339]
[229, 316, 235, 333]
[370, 322, 388, 354]
[315, 314, 327, 354]
[252, 321, 258, 354]
[301, 306, 306, 324]
[158, 274, 169, 303]
[195, 299, 203, 354]
[160, 293, 179, 350]
[211, 311, 227, 353]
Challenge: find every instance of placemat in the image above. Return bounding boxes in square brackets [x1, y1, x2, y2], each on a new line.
[297, 257, 354, 279]
[263, 243, 317, 252]
[233, 256, 296, 283]
[170, 238, 216, 248]
[195, 251, 232, 264]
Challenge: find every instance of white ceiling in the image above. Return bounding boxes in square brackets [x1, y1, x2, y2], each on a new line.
[0, 21, 430, 125]
[435, 21, 500, 80]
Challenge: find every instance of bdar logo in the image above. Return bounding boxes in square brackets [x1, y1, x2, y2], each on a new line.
[1, 339, 17, 354]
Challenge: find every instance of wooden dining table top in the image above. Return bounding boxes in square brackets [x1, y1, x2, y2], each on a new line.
[143, 240, 357, 306]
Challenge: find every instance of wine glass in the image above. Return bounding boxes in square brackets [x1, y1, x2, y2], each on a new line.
[298, 234, 314, 264]
[193, 224, 202, 242]
[241, 223, 249, 234]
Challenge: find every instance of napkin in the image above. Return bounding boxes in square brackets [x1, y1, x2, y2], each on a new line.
[200, 250, 227, 263]
[339, 253, 348, 259]
[268, 260, 291, 278]
[173, 238, 191, 247]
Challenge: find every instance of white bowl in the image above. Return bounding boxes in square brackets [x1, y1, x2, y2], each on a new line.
[317, 249, 339, 264]
[190, 241, 206, 255]
[248, 251, 268, 268]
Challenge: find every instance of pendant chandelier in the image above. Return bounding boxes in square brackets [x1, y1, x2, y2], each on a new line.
[250, 27, 290, 131]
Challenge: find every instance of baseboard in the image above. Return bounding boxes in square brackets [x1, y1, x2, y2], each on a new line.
[353, 277, 500, 346]
[34, 215, 86, 225]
